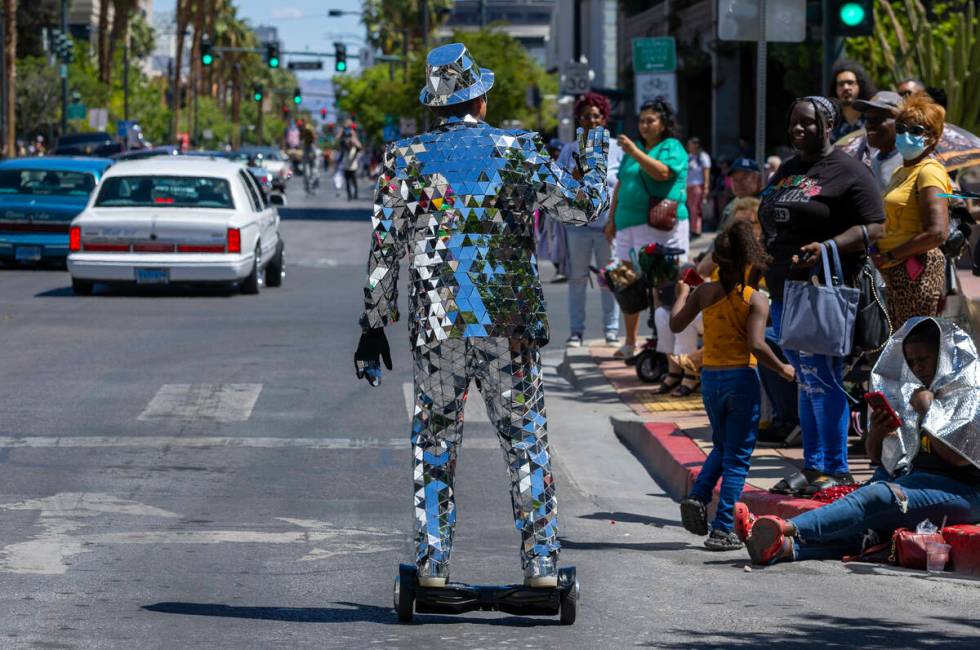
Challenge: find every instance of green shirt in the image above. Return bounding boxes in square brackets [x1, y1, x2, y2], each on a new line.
[614, 137, 689, 229]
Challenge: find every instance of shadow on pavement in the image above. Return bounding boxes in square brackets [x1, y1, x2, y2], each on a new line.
[278, 207, 370, 222]
[560, 539, 693, 552]
[647, 614, 980, 648]
[142, 601, 559, 627]
[579, 510, 682, 529]
[35, 283, 243, 298]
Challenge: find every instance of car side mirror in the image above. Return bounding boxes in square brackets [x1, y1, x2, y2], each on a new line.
[269, 193, 286, 206]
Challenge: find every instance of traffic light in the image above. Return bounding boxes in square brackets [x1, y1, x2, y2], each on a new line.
[830, 0, 874, 37]
[252, 84, 264, 102]
[50, 29, 75, 64]
[201, 39, 214, 66]
[334, 42, 347, 73]
[292, 87, 302, 105]
[265, 42, 280, 69]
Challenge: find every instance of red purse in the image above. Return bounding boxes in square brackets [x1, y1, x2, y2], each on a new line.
[639, 174, 678, 232]
[891, 528, 946, 570]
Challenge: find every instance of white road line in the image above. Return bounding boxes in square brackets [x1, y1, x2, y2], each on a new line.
[0, 436, 500, 450]
[401, 382, 490, 423]
[138, 384, 263, 422]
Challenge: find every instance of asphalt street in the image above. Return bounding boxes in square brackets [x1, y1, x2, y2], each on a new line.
[0, 174, 978, 648]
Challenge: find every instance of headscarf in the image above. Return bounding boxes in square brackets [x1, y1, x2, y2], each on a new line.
[870, 317, 980, 475]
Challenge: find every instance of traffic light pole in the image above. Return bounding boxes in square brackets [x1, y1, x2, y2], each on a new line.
[755, 0, 767, 175]
[256, 101, 264, 146]
[60, 0, 68, 137]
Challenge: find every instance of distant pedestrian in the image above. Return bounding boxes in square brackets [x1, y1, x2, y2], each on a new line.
[896, 77, 926, 99]
[686, 137, 711, 238]
[558, 92, 622, 347]
[765, 155, 781, 183]
[828, 59, 877, 143]
[871, 92, 951, 328]
[672, 220, 795, 551]
[605, 97, 689, 360]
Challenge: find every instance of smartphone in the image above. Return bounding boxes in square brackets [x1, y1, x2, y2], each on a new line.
[865, 391, 902, 429]
[681, 267, 704, 287]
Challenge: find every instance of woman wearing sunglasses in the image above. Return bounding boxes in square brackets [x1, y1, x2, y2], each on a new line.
[871, 93, 951, 329]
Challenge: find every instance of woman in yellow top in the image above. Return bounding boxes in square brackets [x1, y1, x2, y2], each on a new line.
[872, 93, 951, 328]
[669, 221, 795, 551]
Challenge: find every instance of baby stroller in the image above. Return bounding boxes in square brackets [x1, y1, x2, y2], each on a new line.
[594, 243, 685, 383]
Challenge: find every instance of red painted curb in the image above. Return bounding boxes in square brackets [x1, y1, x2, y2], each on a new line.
[625, 421, 980, 575]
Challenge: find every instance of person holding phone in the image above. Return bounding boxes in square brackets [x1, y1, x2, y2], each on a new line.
[871, 93, 951, 329]
[671, 221, 796, 551]
[759, 96, 884, 497]
[744, 318, 980, 565]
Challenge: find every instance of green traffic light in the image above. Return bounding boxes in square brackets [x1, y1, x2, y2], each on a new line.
[202, 54, 213, 66]
[293, 95, 302, 104]
[254, 93, 263, 102]
[269, 57, 280, 68]
[839, 2, 866, 26]
[336, 61, 347, 72]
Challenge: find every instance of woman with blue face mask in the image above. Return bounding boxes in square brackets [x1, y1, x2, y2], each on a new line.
[871, 93, 951, 329]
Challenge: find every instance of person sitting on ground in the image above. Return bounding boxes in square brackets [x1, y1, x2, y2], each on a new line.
[671, 220, 796, 551]
[744, 317, 980, 565]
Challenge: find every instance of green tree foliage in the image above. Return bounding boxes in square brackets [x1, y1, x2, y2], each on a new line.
[362, 0, 454, 55]
[335, 28, 557, 143]
[16, 0, 57, 58]
[847, 0, 979, 131]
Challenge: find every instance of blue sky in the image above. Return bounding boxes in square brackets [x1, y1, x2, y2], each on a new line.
[155, 0, 366, 79]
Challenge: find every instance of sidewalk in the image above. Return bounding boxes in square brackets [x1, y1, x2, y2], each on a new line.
[560, 343, 980, 576]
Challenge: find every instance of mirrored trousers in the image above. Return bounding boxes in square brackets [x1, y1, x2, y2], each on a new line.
[411, 337, 559, 580]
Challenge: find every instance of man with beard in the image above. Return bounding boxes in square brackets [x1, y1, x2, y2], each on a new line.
[829, 60, 877, 143]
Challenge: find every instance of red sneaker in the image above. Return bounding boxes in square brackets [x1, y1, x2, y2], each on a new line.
[746, 516, 792, 565]
[734, 502, 756, 543]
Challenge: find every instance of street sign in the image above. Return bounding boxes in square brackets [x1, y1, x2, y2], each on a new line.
[634, 73, 677, 113]
[287, 60, 323, 71]
[632, 37, 676, 73]
[560, 61, 591, 96]
[399, 118, 417, 137]
[88, 108, 108, 131]
[359, 48, 375, 69]
[717, 0, 806, 42]
[66, 103, 86, 120]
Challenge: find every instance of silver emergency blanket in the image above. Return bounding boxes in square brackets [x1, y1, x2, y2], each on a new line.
[870, 317, 980, 474]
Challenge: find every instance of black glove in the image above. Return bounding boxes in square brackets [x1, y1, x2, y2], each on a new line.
[354, 328, 392, 386]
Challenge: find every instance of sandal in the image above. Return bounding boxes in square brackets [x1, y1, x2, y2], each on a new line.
[746, 516, 793, 565]
[680, 496, 709, 536]
[704, 529, 744, 552]
[671, 374, 701, 398]
[654, 372, 683, 395]
[802, 472, 855, 497]
[734, 502, 756, 543]
[769, 469, 819, 496]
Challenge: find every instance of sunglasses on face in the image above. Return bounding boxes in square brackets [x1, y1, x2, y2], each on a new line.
[895, 123, 928, 136]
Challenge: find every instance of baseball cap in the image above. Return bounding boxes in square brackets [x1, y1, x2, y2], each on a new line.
[729, 157, 760, 174]
[853, 91, 902, 115]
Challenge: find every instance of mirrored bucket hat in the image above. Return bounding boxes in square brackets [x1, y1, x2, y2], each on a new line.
[419, 43, 495, 107]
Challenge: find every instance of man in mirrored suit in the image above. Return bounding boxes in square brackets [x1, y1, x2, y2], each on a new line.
[354, 43, 609, 587]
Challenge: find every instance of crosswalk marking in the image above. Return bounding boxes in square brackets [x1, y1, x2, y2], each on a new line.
[138, 384, 263, 422]
[401, 382, 490, 423]
[0, 436, 500, 450]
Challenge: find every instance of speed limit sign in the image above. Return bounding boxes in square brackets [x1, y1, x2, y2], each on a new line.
[560, 61, 591, 96]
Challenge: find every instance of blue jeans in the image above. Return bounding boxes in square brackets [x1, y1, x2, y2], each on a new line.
[690, 367, 761, 533]
[791, 470, 980, 561]
[566, 226, 619, 337]
[770, 300, 850, 475]
[757, 326, 799, 429]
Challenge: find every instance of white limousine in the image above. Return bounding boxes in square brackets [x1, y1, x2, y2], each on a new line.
[67, 157, 284, 295]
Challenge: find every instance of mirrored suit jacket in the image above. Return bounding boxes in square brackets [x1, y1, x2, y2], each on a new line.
[360, 116, 609, 347]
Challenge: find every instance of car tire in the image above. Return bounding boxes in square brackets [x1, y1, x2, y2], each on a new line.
[71, 278, 94, 295]
[241, 244, 262, 295]
[265, 241, 284, 287]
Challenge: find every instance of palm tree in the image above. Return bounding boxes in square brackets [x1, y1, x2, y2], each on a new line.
[213, 0, 257, 148]
[4, 0, 15, 155]
[97, 0, 110, 83]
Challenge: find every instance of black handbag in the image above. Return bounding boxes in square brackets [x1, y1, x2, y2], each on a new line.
[852, 225, 892, 354]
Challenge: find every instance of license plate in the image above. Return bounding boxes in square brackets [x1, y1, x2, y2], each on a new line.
[135, 268, 169, 285]
[15, 246, 42, 262]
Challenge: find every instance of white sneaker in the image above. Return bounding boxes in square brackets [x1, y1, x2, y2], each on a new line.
[566, 333, 583, 348]
[612, 344, 635, 359]
[605, 332, 620, 345]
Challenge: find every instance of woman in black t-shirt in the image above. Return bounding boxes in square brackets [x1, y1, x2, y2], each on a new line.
[759, 96, 885, 497]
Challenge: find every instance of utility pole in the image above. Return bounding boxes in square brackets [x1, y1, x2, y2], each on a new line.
[123, 27, 130, 122]
[755, 0, 767, 175]
[256, 99, 264, 146]
[0, 7, 6, 154]
[478, 0, 487, 27]
[60, 0, 68, 137]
